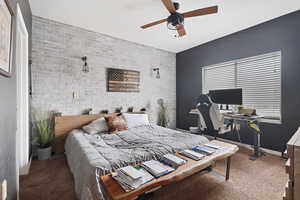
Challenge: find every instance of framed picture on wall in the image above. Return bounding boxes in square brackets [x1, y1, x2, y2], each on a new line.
[0, 0, 13, 77]
[107, 68, 140, 93]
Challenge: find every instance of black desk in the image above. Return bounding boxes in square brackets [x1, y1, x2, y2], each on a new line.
[189, 110, 264, 160]
[223, 113, 263, 160]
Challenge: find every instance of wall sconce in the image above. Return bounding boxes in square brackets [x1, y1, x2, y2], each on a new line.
[153, 68, 160, 79]
[81, 56, 89, 73]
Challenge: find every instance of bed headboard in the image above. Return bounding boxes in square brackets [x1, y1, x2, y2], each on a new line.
[53, 111, 147, 154]
[54, 114, 105, 154]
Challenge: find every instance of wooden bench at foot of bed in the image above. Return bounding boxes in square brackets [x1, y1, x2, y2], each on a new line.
[100, 140, 239, 200]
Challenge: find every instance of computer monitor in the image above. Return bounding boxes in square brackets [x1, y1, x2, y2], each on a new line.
[209, 88, 242, 105]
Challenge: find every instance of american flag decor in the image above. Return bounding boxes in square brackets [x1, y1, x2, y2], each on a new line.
[107, 68, 140, 92]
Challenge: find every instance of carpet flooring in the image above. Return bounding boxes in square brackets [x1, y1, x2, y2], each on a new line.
[20, 147, 287, 200]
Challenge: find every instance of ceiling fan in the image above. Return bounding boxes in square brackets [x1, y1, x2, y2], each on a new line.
[141, 0, 218, 37]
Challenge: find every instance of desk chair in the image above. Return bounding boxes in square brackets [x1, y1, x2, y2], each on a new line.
[196, 94, 231, 138]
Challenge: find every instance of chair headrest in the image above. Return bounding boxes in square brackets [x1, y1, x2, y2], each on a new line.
[197, 94, 212, 107]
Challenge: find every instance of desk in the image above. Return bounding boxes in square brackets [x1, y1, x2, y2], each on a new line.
[190, 110, 263, 160]
[223, 113, 263, 160]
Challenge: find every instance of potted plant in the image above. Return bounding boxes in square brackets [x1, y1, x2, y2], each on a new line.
[32, 110, 54, 160]
[157, 99, 169, 128]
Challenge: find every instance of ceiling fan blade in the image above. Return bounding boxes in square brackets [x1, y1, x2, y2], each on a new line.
[176, 24, 186, 37]
[183, 6, 218, 18]
[161, 0, 176, 14]
[141, 18, 167, 29]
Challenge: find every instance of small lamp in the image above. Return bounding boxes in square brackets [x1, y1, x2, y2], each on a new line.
[153, 68, 160, 79]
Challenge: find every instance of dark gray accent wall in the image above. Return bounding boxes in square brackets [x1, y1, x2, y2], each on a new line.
[176, 10, 300, 152]
[0, 1, 32, 199]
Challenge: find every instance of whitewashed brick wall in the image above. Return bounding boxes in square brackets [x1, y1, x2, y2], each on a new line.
[31, 16, 176, 127]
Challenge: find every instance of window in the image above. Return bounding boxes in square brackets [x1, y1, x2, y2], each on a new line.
[202, 51, 281, 120]
[202, 62, 236, 94]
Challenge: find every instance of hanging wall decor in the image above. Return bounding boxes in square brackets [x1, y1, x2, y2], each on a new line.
[0, 0, 13, 77]
[107, 68, 140, 92]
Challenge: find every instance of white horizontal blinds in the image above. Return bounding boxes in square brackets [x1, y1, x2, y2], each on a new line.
[236, 51, 281, 118]
[202, 62, 236, 94]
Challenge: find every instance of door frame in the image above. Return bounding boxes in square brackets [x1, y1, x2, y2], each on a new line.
[15, 3, 29, 197]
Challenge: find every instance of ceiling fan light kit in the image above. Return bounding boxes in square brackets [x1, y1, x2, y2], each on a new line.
[167, 12, 184, 30]
[141, 0, 218, 37]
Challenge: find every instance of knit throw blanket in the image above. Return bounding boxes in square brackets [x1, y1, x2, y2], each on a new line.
[84, 125, 209, 175]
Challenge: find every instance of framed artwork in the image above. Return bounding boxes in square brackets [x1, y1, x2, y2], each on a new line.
[0, 0, 13, 77]
[107, 68, 140, 92]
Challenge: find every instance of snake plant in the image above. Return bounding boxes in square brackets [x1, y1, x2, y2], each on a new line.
[157, 99, 169, 128]
[32, 110, 54, 148]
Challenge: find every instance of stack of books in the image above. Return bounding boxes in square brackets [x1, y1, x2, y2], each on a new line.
[113, 166, 154, 191]
[179, 150, 205, 161]
[192, 145, 216, 155]
[161, 154, 187, 168]
[204, 143, 223, 150]
[113, 145, 220, 191]
[141, 160, 175, 178]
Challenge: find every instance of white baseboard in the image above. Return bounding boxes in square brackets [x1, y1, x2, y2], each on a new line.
[19, 155, 32, 175]
[176, 128, 282, 157]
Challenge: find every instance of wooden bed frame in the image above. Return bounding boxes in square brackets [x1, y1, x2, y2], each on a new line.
[54, 114, 105, 154]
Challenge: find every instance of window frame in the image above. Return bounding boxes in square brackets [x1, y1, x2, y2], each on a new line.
[201, 51, 282, 124]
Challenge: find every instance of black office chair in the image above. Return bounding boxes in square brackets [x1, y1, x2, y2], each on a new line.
[196, 94, 231, 138]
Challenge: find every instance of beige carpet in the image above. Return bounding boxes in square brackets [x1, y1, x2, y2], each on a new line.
[20, 148, 287, 200]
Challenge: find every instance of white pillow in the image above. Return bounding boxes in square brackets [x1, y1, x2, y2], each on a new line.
[82, 117, 108, 134]
[122, 113, 150, 129]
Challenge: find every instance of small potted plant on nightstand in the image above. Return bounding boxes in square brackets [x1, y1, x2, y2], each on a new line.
[32, 110, 54, 160]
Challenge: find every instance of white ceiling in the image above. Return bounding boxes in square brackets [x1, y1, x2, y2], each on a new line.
[29, 0, 300, 53]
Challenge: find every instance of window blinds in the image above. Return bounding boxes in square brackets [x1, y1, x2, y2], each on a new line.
[202, 62, 236, 94]
[236, 52, 281, 118]
[202, 51, 281, 118]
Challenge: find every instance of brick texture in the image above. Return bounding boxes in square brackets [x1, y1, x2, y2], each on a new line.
[31, 16, 176, 127]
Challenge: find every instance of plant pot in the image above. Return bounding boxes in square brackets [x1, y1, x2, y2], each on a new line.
[37, 146, 52, 160]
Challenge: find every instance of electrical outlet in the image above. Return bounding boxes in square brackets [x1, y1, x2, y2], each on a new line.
[1, 179, 7, 200]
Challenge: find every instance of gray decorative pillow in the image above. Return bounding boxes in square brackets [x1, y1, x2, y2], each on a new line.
[82, 117, 108, 134]
[122, 113, 150, 129]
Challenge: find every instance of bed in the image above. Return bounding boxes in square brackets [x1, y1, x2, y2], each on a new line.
[54, 114, 209, 200]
